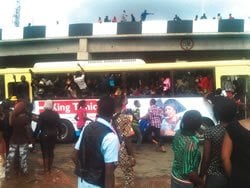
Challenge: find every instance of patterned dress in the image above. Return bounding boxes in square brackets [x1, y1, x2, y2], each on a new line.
[204, 125, 227, 176]
[113, 113, 135, 188]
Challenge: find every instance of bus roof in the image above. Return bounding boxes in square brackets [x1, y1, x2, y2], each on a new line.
[33, 59, 145, 69]
[30, 59, 250, 73]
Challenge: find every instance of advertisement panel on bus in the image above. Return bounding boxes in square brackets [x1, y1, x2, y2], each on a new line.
[32, 96, 215, 143]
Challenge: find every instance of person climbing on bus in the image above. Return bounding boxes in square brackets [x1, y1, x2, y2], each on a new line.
[73, 64, 87, 97]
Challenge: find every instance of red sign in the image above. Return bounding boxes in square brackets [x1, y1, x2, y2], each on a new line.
[38, 99, 98, 114]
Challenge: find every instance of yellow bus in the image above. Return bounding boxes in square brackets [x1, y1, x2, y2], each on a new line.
[1, 59, 249, 143]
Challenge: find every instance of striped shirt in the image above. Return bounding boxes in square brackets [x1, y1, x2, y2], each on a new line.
[148, 105, 163, 128]
[172, 130, 201, 180]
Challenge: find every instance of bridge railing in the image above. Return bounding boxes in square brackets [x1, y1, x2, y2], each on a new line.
[0, 18, 249, 40]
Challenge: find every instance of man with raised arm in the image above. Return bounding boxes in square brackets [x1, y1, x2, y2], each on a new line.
[73, 63, 87, 97]
[140, 10, 154, 22]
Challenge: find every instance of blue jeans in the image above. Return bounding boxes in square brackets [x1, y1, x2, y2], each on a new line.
[171, 176, 195, 188]
[205, 175, 228, 188]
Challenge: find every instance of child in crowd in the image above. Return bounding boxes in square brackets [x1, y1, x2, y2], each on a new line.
[132, 100, 142, 149]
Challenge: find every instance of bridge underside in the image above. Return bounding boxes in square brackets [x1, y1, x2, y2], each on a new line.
[0, 33, 250, 67]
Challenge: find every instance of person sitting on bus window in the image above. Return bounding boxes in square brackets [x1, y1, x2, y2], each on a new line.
[73, 64, 87, 97]
[175, 78, 186, 95]
[108, 74, 115, 94]
[13, 75, 29, 100]
[160, 76, 171, 96]
[29, 69, 41, 99]
[64, 78, 78, 99]
[196, 74, 213, 95]
[17, 75, 29, 101]
[37, 78, 54, 99]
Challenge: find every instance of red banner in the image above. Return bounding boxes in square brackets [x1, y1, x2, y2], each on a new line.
[38, 99, 98, 114]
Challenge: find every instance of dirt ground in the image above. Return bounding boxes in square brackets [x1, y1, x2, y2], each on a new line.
[1, 142, 173, 188]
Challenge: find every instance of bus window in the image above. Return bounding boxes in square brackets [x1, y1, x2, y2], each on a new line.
[8, 80, 29, 101]
[173, 69, 214, 97]
[125, 71, 172, 96]
[221, 75, 248, 119]
[8, 82, 18, 99]
[30, 69, 216, 99]
[0, 75, 5, 100]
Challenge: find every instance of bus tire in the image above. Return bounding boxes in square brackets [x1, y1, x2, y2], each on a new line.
[196, 117, 215, 143]
[57, 119, 76, 143]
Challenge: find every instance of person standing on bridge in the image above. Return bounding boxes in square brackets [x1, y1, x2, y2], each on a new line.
[121, 10, 128, 22]
[140, 9, 154, 22]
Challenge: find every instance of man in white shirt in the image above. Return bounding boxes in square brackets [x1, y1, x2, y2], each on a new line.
[74, 64, 87, 97]
[72, 96, 119, 188]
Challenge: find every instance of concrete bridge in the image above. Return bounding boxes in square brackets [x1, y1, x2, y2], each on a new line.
[1, 19, 250, 67]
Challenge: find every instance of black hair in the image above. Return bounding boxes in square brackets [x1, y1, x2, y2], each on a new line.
[75, 71, 81, 77]
[213, 97, 236, 123]
[113, 96, 124, 110]
[97, 96, 115, 119]
[215, 88, 222, 95]
[134, 100, 139, 106]
[150, 98, 156, 105]
[78, 100, 86, 109]
[181, 110, 202, 134]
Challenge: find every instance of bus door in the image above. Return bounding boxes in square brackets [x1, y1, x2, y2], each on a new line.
[0, 75, 5, 101]
[5, 73, 32, 101]
[221, 75, 249, 119]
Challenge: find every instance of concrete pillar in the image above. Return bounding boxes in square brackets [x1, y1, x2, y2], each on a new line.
[77, 51, 91, 60]
[77, 38, 91, 60]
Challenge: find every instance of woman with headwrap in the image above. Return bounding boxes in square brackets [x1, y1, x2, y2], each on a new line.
[35, 100, 60, 174]
[160, 99, 186, 137]
[5, 100, 33, 178]
[158, 99, 186, 152]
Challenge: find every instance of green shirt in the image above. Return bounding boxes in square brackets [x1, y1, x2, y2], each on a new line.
[172, 130, 201, 180]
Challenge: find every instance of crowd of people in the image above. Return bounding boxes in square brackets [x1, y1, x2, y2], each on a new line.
[195, 13, 234, 21]
[0, 87, 249, 187]
[97, 10, 236, 24]
[175, 12, 234, 22]
[70, 92, 250, 188]
[97, 9, 154, 23]
[1, 67, 249, 187]
[24, 68, 216, 100]
[0, 97, 61, 185]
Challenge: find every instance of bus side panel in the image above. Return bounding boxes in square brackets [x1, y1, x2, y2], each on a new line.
[32, 97, 215, 138]
[32, 99, 98, 131]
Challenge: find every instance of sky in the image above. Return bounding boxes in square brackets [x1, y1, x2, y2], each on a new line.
[0, 0, 250, 27]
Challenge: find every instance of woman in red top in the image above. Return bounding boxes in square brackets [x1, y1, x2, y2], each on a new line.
[75, 100, 87, 131]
